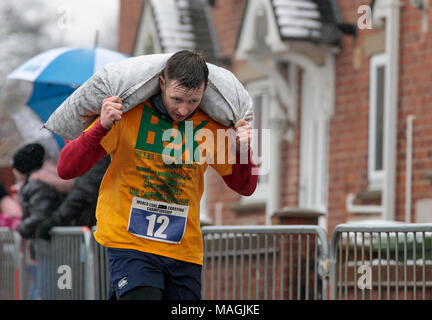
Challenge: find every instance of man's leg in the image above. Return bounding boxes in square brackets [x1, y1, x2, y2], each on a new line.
[107, 248, 165, 300]
[163, 259, 202, 300]
[119, 286, 163, 300]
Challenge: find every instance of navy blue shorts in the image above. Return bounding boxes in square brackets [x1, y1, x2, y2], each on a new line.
[107, 248, 202, 300]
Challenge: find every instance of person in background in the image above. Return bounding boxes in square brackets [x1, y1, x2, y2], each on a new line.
[0, 183, 22, 230]
[12, 143, 66, 300]
[11, 143, 65, 239]
[36, 156, 110, 240]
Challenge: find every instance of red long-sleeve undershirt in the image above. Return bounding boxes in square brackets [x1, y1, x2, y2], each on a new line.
[57, 119, 258, 196]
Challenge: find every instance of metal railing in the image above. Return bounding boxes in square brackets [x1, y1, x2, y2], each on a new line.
[0, 226, 110, 300]
[19, 227, 95, 300]
[3, 223, 432, 300]
[329, 223, 432, 300]
[0, 227, 20, 300]
[202, 225, 329, 300]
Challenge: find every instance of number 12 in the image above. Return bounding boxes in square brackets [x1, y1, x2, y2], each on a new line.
[145, 214, 169, 239]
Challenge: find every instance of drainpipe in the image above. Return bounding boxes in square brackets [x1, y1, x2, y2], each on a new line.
[214, 201, 223, 226]
[405, 115, 415, 223]
[382, 0, 400, 221]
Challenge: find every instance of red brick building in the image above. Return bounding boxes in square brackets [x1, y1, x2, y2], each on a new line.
[117, 0, 432, 235]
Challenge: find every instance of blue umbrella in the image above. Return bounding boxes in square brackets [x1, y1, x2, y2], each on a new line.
[7, 47, 129, 148]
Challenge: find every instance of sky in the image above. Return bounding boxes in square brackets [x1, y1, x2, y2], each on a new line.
[0, 0, 121, 162]
[0, 0, 120, 86]
[46, 0, 119, 49]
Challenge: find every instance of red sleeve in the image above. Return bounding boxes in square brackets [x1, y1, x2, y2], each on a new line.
[57, 119, 108, 179]
[222, 148, 258, 196]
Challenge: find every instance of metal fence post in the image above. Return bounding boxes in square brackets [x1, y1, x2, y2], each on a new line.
[202, 225, 329, 300]
[328, 223, 432, 300]
[82, 227, 95, 300]
[0, 228, 21, 300]
[4, 223, 432, 300]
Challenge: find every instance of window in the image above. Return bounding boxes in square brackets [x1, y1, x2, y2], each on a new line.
[368, 53, 386, 188]
[299, 72, 328, 212]
[243, 79, 270, 203]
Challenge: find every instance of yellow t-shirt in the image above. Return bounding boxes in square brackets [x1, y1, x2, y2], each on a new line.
[92, 101, 233, 265]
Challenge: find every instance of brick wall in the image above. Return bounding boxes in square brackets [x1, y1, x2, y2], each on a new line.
[206, 0, 266, 226]
[327, 1, 373, 233]
[209, 0, 246, 62]
[396, 4, 432, 222]
[117, 0, 145, 55]
[329, 0, 432, 232]
[0, 168, 14, 194]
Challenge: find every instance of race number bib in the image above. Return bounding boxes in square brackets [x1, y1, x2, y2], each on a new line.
[127, 197, 189, 244]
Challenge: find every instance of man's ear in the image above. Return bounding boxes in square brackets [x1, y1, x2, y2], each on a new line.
[159, 75, 165, 91]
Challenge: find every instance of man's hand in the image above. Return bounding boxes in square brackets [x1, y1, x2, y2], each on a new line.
[234, 119, 252, 154]
[100, 96, 123, 130]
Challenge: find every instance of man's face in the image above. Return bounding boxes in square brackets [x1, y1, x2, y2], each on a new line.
[159, 76, 205, 122]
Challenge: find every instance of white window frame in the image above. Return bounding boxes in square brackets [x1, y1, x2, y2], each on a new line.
[298, 72, 328, 213]
[241, 79, 271, 204]
[368, 53, 387, 189]
[133, 1, 163, 56]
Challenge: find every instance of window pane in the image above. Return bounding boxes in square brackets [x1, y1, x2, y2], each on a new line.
[254, 95, 263, 157]
[252, 95, 269, 184]
[375, 65, 385, 171]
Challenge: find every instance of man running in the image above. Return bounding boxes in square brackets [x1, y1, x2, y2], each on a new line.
[57, 50, 258, 300]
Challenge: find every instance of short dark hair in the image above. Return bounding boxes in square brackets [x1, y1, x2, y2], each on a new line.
[12, 143, 45, 175]
[163, 50, 209, 90]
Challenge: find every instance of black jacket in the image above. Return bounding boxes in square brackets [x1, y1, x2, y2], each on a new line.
[35, 156, 110, 239]
[17, 180, 63, 239]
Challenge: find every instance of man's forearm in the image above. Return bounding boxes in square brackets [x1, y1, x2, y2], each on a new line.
[222, 148, 258, 196]
[57, 120, 108, 179]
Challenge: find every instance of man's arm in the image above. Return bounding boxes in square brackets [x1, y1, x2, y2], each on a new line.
[57, 120, 108, 179]
[221, 119, 258, 196]
[222, 147, 258, 196]
[57, 96, 122, 179]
